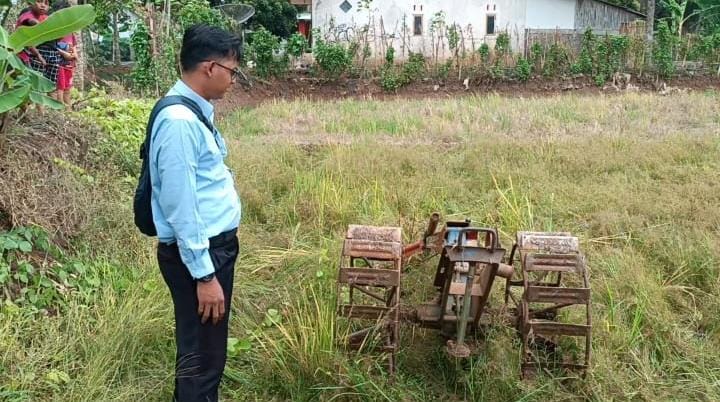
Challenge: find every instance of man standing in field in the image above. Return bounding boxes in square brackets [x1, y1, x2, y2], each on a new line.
[148, 24, 243, 402]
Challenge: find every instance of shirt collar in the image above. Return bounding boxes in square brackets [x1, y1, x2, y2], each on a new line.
[168, 80, 215, 123]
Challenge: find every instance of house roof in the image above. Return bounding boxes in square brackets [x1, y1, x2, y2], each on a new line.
[589, 0, 646, 18]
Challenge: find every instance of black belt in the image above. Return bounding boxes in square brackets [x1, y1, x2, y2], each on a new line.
[160, 228, 237, 248]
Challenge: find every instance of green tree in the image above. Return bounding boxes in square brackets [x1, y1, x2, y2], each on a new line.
[659, 0, 720, 36]
[653, 19, 676, 78]
[245, 0, 297, 38]
[177, 0, 227, 30]
[90, 0, 135, 64]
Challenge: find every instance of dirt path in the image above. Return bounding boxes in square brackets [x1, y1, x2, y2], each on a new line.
[215, 74, 720, 113]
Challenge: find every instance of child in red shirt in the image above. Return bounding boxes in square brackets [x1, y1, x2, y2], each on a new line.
[15, 1, 49, 66]
[56, 34, 77, 107]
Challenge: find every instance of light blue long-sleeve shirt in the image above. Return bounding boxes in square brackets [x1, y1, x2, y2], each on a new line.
[149, 80, 241, 279]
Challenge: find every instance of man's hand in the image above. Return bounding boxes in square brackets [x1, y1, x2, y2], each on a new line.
[197, 278, 225, 325]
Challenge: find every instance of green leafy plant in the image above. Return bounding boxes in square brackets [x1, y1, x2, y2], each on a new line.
[594, 72, 607, 86]
[447, 24, 460, 53]
[436, 59, 452, 80]
[379, 52, 425, 93]
[286, 32, 308, 58]
[577, 29, 596, 75]
[653, 20, 677, 79]
[312, 36, 352, 79]
[593, 39, 609, 85]
[543, 43, 571, 76]
[385, 46, 395, 66]
[530, 42, 544, 74]
[77, 88, 153, 175]
[490, 60, 505, 79]
[177, 0, 228, 30]
[125, 0, 228, 95]
[494, 32, 511, 57]
[249, 27, 283, 79]
[245, 0, 298, 38]
[477, 43, 490, 63]
[515, 57, 532, 82]
[379, 65, 401, 92]
[689, 32, 720, 65]
[130, 23, 156, 94]
[606, 35, 630, 75]
[401, 52, 426, 83]
[0, 226, 104, 312]
[0, 5, 96, 132]
[570, 29, 631, 84]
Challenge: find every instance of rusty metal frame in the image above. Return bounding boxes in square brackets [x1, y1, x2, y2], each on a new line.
[506, 232, 592, 378]
[337, 218, 592, 380]
[336, 226, 402, 375]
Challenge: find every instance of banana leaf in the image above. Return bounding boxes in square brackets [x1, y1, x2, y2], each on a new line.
[9, 5, 95, 51]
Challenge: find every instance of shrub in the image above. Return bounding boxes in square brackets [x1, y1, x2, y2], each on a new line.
[313, 37, 352, 79]
[515, 57, 532, 82]
[77, 89, 153, 176]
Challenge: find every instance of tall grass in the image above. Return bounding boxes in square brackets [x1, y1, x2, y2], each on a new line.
[1, 91, 719, 401]
[221, 91, 720, 401]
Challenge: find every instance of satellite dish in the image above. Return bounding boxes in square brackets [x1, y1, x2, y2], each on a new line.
[216, 3, 256, 25]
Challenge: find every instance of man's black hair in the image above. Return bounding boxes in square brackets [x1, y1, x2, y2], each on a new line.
[180, 24, 242, 72]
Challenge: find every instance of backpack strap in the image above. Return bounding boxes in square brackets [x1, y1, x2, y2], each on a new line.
[139, 95, 214, 160]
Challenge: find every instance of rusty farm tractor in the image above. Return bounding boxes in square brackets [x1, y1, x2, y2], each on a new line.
[335, 214, 591, 377]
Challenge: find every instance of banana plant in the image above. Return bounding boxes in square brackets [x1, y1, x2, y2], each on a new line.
[0, 4, 95, 132]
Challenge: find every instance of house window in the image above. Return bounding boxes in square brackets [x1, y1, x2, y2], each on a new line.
[413, 15, 423, 36]
[486, 15, 496, 35]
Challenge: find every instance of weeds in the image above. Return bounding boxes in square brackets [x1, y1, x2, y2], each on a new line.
[2, 91, 719, 401]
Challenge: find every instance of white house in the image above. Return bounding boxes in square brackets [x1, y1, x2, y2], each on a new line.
[305, 0, 644, 58]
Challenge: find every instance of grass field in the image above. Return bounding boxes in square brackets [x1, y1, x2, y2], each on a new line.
[2, 91, 719, 401]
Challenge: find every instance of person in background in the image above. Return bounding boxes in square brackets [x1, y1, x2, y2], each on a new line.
[51, 0, 77, 108]
[15, 0, 62, 99]
[15, 0, 50, 68]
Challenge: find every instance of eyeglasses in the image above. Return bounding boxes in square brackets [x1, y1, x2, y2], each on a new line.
[204, 60, 243, 81]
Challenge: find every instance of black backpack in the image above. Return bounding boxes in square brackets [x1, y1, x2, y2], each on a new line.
[133, 95, 214, 236]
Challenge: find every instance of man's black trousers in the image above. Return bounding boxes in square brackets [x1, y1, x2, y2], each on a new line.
[157, 229, 238, 402]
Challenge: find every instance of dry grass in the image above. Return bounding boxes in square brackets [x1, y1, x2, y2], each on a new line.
[219, 91, 720, 401]
[0, 111, 101, 238]
[217, 91, 720, 144]
[1, 90, 719, 402]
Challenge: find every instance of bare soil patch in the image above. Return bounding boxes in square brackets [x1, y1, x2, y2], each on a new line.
[216, 73, 720, 112]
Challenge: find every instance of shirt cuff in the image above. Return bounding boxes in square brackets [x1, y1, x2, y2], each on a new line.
[178, 247, 215, 279]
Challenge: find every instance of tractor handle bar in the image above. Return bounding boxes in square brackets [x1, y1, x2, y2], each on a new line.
[450, 227, 500, 251]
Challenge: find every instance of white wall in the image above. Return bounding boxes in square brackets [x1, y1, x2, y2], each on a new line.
[526, 0, 576, 29]
[312, 0, 532, 57]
